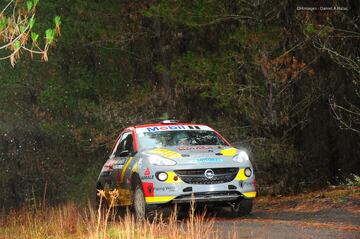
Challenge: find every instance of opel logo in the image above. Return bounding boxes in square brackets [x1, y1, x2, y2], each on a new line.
[204, 169, 215, 179]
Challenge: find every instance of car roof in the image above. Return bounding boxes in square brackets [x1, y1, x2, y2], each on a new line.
[134, 123, 209, 128]
[122, 123, 211, 132]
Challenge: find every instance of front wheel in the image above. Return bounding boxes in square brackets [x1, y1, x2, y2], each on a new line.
[132, 179, 157, 220]
[229, 198, 253, 217]
[133, 183, 146, 220]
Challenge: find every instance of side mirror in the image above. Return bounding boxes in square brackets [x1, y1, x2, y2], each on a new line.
[119, 150, 130, 157]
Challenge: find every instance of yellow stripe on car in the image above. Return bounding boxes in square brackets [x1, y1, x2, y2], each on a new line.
[120, 157, 133, 183]
[221, 148, 237, 156]
[145, 196, 176, 203]
[132, 161, 138, 173]
[243, 191, 256, 198]
[148, 148, 182, 159]
[235, 168, 248, 180]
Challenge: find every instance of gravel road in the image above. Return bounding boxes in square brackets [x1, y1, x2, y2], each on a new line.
[210, 207, 360, 239]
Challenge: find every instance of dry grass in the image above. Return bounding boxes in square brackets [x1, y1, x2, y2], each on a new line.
[3, 187, 358, 238]
[0, 190, 228, 239]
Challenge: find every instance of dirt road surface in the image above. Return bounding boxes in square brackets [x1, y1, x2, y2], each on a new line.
[211, 208, 359, 239]
[209, 188, 360, 238]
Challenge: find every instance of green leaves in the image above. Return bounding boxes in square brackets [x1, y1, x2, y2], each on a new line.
[306, 23, 315, 34]
[31, 32, 39, 42]
[0, 0, 61, 65]
[14, 40, 21, 49]
[305, 23, 332, 37]
[45, 28, 55, 44]
[33, 0, 39, 7]
[25, 0, 39, 12]
[26, 1, 33, 12]
[0, 17, 7, 30]
[29, 16, 35, 29]
[20, 25, 26, 33]
[54, 16, 61, 27]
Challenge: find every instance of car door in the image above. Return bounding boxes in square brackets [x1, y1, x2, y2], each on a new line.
[111, 131, 135, 205]
[111, 131, 132, 188]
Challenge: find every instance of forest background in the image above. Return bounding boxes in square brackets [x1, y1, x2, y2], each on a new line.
[0, 0, 359, 209]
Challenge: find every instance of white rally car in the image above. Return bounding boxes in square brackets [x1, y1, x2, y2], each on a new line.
[97, 120, 256, 219]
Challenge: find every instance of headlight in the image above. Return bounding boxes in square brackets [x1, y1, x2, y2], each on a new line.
[233, 150, 249, 163]
[156, 172, 168, 181]
[148, 155, 176, 166]
[244, 167, 252, 177]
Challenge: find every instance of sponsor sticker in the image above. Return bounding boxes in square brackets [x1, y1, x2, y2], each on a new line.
[189, 158, 224, 163]
[177, 145, 215, 151]
[136, 125, 213, 133]
[141, 168, 154, 179]
[144, 168, 151, 176]
[113, 164, 124, 169]
[113, 158, 126, 169]
[115, 158, 126, 164]
[154, 186, 177, 192]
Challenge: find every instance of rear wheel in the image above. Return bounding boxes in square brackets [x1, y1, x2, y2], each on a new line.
[229, 198, 253, 217]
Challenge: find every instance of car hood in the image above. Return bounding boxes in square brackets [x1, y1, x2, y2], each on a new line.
[141, 145, 250, 167]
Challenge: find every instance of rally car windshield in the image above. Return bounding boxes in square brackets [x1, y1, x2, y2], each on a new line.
[137, 130, 226, 150]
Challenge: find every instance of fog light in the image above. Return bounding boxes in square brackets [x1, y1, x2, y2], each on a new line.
[157, 172, 168, 181]
[244, 167, 252, 177]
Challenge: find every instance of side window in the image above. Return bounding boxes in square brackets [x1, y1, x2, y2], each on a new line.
[114, 132, 134, 156]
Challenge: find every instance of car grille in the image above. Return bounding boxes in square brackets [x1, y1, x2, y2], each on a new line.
[174, 168, 239, 184]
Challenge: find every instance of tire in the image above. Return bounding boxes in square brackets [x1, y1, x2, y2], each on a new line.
[230, 198, 253, 217]
[132, 178, 157, 220]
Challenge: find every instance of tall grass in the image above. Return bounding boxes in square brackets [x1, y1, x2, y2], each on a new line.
[1, 190, 231, 239]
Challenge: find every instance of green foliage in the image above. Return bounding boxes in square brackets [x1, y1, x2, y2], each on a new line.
[254, 142, 307, 194]
[159, 112, 169, 120]
[26, 0, 33, 12]
[170, 52, 234, 109]
[0, 0, 359, 208]
[31, 32, 39, 42]
[0, 0, 61, 65]
[20, 25, 26, 34]
[0, 17, 7, 30]
[29, 16, 35, 29]
[144, 0, 228, 28]
[306, 23, 315, 34]
[45, 28, 55, 44]
[33, 0, 39, 7]
[14, 40, 21, 49]
[228, 25, 282, 48]
[54, 16, 61, 27]
[306, 23, 332, 37]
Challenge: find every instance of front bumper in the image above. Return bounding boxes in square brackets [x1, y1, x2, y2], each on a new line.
[172, 191, 241, 203]
[142, 167, 256, 204]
